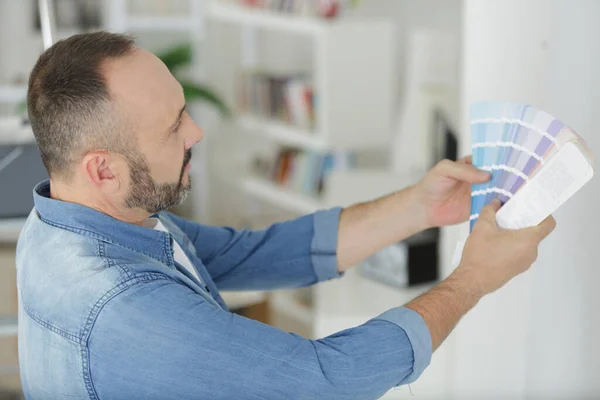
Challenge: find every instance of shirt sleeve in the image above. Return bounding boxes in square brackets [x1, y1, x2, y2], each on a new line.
[164, 208, 343, 291]
[88, 277, 433, 400]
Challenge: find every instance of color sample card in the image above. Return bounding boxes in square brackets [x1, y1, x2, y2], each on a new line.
[469, 102, 595, 231]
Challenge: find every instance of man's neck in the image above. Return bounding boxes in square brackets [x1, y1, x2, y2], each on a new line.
[49, 179, 150, 226]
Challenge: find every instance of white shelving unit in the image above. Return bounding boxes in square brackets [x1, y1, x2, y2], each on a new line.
[210, 1, 394, 151]
[103, 0, 200, 33]
[220, 291, 266, 310]
[126, 16, 195, 32]
[209, 0, 395, 216]
[236, 114, 328, 151]
[209, 1, 327, 35]
[243, 176, 323, 215]
[208, 2, 399, 337]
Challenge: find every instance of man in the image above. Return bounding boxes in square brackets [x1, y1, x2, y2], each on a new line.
[16, 32, 555, 400]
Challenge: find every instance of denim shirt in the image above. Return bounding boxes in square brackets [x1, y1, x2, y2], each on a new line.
[16, 180, 432, 400]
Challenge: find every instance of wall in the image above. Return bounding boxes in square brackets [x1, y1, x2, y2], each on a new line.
[453, 0, 600, 398]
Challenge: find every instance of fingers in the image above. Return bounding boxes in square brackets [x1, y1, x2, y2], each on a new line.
[477, 199, 502, 223]
[534, 215, 556, 241]
[438, 159, 490, 184]
[516, 215, 556, 244]
[458, 155, 473, 165]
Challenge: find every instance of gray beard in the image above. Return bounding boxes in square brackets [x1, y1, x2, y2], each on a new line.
[124, 150, 191, 214]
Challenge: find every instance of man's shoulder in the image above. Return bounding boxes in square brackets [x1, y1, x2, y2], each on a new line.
[17, 211, 174, 342]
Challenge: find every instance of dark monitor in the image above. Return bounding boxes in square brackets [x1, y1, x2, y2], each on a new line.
[0, 143, 48, 219]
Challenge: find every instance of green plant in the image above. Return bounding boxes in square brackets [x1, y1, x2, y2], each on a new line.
[17, 98, 27, 116]
[156, 43, 230, 117]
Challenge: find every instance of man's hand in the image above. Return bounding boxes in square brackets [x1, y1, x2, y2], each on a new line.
[413, 157, 491, 228]
[406, 200, 556, 350]
[455, 199, 556, 297]
[336, 156, 490, 271]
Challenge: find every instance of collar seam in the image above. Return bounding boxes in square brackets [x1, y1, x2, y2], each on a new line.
[39, 215, 113, 243]
[97, 237, 171, 266]
[40, 214, 170, 265]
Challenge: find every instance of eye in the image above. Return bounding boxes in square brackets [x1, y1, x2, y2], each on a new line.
[172, 118, 183, 133]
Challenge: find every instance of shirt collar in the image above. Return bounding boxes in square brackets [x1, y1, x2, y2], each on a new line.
[33, 180, 172, 264]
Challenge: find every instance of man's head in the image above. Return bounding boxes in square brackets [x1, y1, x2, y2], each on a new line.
[27, 32, 203, 220]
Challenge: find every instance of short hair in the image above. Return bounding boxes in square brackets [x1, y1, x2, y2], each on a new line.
[27, 31, 136, 180]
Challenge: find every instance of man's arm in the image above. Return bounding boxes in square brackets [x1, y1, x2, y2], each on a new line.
[90, 201, 555, 399]
[405, 200, 556, 350]
[166, 186, 427, 292]
[336, 157, 492, 271]
[166, 157, 493, 291]
[336, 185, 425, 272]
[88, 277, 432, 400]
[165, 209, 343, 291]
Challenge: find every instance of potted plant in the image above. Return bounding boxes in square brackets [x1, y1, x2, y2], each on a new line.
[156, 43, 230, 117]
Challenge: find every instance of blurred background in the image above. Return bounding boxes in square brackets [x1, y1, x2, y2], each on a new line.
[0, 0, 599, 399]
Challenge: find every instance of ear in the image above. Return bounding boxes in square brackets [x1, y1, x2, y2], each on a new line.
[82, 151, 120, 194]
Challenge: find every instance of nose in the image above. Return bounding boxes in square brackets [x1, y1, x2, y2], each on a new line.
[185, 122, 204, 150]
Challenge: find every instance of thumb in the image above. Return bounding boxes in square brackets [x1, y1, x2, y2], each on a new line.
[478, 199, 502, 223]
[532, 215, 556, 242]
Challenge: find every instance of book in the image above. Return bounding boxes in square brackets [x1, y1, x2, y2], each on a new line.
[237, 70, 315, 130]
[254, 148, 355, 196]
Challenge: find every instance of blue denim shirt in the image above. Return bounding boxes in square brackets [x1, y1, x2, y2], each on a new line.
[16, 180, 432, 400]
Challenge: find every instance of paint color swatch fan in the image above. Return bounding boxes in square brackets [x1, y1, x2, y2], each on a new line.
[469, 101, 595, 231]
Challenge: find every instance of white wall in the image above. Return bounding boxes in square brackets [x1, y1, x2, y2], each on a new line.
[454, 0, 600, 398]
[349, 0, 462, 110]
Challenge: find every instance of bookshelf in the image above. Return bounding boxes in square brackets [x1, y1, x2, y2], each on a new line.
[209, 0, 395, 151]
[209, 0, 395, 212]
[126, 16, 195, 32]
[220, 291, 266, 310]
[207, 1, 397, 335]
[209, 1, 327, 35]
[237, 114, 328, 151]
[243, 176, 323, 214]
[103, 0, 204, 41]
